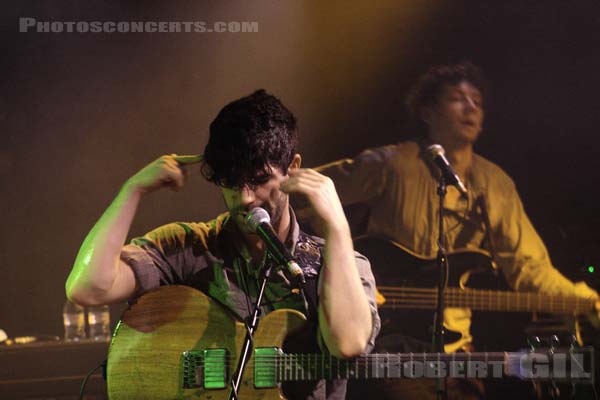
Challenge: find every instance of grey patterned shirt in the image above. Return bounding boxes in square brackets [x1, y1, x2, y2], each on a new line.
[120, 208, 380, 399]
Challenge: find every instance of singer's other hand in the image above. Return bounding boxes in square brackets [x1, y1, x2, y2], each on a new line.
[280, 168, 349, 237]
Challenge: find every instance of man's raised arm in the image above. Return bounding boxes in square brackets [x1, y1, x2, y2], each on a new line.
[66, 154, 201, 305]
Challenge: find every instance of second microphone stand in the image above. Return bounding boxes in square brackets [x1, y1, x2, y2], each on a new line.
[433, 176, 449, 400]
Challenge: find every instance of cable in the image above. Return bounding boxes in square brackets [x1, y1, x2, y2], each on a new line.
[79, 359, 106, 400]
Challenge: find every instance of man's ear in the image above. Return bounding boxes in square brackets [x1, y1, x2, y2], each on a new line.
[289, 154, 302, 171]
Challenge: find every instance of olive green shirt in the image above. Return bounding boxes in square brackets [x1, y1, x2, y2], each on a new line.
[316, 141, 597, 350]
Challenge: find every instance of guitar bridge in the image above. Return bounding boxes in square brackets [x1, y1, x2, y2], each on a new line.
[182, 349, 229, 389]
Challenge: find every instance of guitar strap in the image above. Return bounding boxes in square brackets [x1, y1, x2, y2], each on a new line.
[466, 156, 499, 273]
[475, 194, 498, 272]
[293, 231, 323, 320]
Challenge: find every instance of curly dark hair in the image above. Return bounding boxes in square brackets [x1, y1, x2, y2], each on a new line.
[406, 61, 487, 132]
[201, 89, 298, 189]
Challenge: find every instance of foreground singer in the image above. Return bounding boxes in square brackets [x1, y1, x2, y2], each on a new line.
[66, 89, 380, 399]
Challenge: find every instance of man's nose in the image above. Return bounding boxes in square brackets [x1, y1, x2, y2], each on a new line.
[239, 186, 256, 206]
[464, 96, 478, 111]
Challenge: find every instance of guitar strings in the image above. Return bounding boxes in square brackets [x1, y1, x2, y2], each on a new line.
[378, 292, 589, 301]
[379, 292, 589, 300]
[195, 355, 513, 381]
[378, 286, 594, 307]
[376, 287, 591, 312]
[195, 352, 508, 363]
[196, 353, 521, 383]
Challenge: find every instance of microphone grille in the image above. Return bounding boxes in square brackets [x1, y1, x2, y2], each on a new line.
[426, 144, 445, 158]
[246, 207, 270, 233]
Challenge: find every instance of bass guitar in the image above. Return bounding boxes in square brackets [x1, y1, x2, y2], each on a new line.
[353, 236, 596, 351]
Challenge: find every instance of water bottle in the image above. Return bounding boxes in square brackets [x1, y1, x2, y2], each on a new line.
[63, 300, 86, 341]
[87, 305, 111, 341]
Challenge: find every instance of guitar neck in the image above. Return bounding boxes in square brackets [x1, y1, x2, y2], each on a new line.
[266, 351, 511, 382]
[377, 286, 595, 313]
[353, 237, 594, 314]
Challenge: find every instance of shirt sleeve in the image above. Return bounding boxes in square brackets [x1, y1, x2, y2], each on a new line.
[494, 185, 598, 300]
[315, 147, 390, 207]
[354, 252, 382, 354]
[120, 222, 211, 299]
[304, 147, 394, 236]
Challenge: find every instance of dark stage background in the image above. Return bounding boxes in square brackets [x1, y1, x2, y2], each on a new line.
[2, 1, 600, 346]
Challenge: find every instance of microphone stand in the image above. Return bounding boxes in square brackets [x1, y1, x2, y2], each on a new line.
[433, 176, 449, 400]
[228, 262, 274, 400]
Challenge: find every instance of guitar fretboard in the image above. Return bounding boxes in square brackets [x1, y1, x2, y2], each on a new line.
[256, 351, 511, 381]
[377, 286, 595, 313]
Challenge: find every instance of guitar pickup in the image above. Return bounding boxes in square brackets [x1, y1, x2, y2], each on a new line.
[253, 347, 281, 389]
[182, 349, 229, 389]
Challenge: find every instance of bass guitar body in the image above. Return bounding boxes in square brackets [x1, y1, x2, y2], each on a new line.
[353, 236, 497, 348]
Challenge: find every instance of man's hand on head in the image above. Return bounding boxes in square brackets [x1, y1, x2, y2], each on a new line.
[125, 154, 203, 194]
[280, 168, 349, 237]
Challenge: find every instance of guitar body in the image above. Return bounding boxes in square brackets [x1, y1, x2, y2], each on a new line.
[107, 285, 306, 400]
[353, 236, 496, 288]
[354, 236, 498, 349]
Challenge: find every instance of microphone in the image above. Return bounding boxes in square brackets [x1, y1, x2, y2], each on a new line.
[245, 207, 306, 287]
[426, 144, 468, 197]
